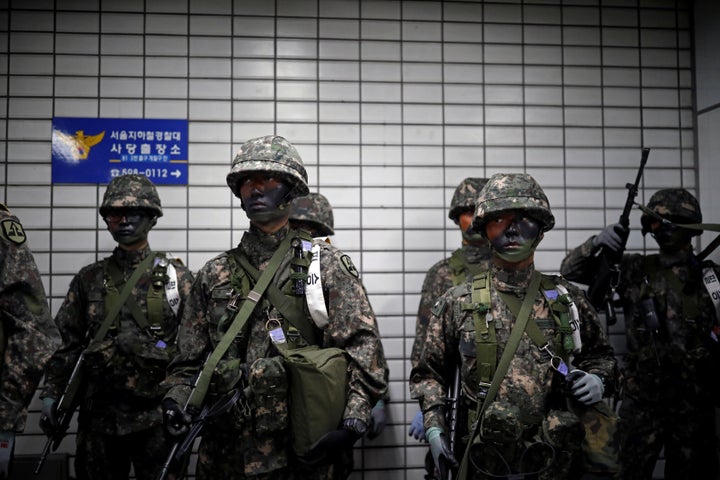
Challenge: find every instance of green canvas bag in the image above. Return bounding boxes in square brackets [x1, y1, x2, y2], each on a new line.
[276, 343, 349, 457]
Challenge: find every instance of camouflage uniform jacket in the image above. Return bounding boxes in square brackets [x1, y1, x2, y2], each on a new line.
[411, 244, 493, 367]
[163, 223, 388, 474]
[42, 245, 193, 435]
[561, 237, 719, 402]
[410, 263, 616, 432]
[0, 206, 61, 431]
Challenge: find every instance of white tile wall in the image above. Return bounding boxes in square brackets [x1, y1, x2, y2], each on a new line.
[1, 0, 699, 477]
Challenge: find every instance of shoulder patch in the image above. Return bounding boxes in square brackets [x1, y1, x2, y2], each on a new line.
[339, 254, 360, 279]
[0, 218, 26, 245]
[431, 298, 447, 317]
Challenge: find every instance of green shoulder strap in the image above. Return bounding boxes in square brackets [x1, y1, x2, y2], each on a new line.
[186, 233, 294, 411]
[97, 253, 156, 341]
[457, 270, 542, 480]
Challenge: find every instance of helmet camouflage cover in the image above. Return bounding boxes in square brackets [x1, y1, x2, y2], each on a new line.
[448, 177, 489, 223]
[640, 188, 702, 236]
[474, 172, 555, 233]
[226, 135, 309, 200]
[99, 174, 163, 217]
[289, 192, 335, 236]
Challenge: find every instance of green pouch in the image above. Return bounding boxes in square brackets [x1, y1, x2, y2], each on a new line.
[249, 356, 288, 435]
[279, 345, 349, 457]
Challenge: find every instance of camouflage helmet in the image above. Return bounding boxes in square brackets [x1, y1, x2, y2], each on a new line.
[448, 177, 489, 223]
[474, 173, 555, 233]
[640, 188, 702, 236]
[289, 192, 335, 237]
[226, 135, 309, 200]
[99, 174, 163, 217]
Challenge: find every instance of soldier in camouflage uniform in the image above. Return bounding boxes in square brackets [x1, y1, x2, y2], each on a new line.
[289, 191, 390, 480]
[0, 204, 61, 475]
[161, 135, 389, 480]
[410, 173, 617, 479]
[40, 175, 194, 480]
[560, 188, 719, 479]
[408, 178, 493, 478]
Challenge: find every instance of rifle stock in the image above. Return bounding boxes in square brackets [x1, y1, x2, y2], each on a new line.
[34, 353, 87, 475]
[587, 148, 650, 326]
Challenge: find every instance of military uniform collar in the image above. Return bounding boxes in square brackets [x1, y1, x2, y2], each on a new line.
[112, 244, 152, 267]
[492, 262, 536, 293]
[240, 223, 291, 266]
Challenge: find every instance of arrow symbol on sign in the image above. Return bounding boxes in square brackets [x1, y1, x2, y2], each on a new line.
[171, 170, 182, 178]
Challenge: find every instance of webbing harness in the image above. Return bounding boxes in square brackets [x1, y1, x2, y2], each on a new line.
[462, 272, 576, 394]
[104, 253, 176, 338]
[457, 270, 543, 480]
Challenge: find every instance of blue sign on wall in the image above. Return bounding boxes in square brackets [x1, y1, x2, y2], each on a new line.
[52, 117, 189, 185]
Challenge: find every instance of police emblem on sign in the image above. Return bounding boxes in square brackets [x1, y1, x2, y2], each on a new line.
[1, 219, 26, 245]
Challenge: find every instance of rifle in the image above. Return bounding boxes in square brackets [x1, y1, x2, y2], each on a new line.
[34, 353, 87, 475]
[587, 147, 650, 326]
[445, 366, 462, 480]
[157, 365, 244, 480]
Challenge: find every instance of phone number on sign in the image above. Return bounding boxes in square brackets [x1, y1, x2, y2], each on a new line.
[119, 168, 169, 178]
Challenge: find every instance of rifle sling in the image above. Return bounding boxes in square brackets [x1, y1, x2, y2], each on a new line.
[637, 203, 720, 261]
[186, 233, 294, 411]
[457, 270, 542, 480]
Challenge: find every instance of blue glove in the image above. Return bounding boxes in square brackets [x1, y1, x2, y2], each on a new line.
[408, 409, 425, 441]
[39, 397, 60, 435]
[427, 427, 458, 478]
[566, 370, 604, 405]
[592, 223, 628, 252]
[367, 400, 386, 440]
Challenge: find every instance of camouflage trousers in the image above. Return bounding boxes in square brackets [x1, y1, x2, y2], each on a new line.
[75, 424, 174, 480]
[619, 395, 717, 479]
[196, 426, 334, 480]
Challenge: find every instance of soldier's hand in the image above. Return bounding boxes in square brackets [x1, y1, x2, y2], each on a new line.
[367, 400, 386, 440]
[161, 399, 192, 437]
[427, 427, 458, 478]
[408, 409, 426, 441]
[566, 370, 604, 405]
[39, 397, 59, 435]
[342, 418, 368, 439]
[593, 223, 628, 252]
